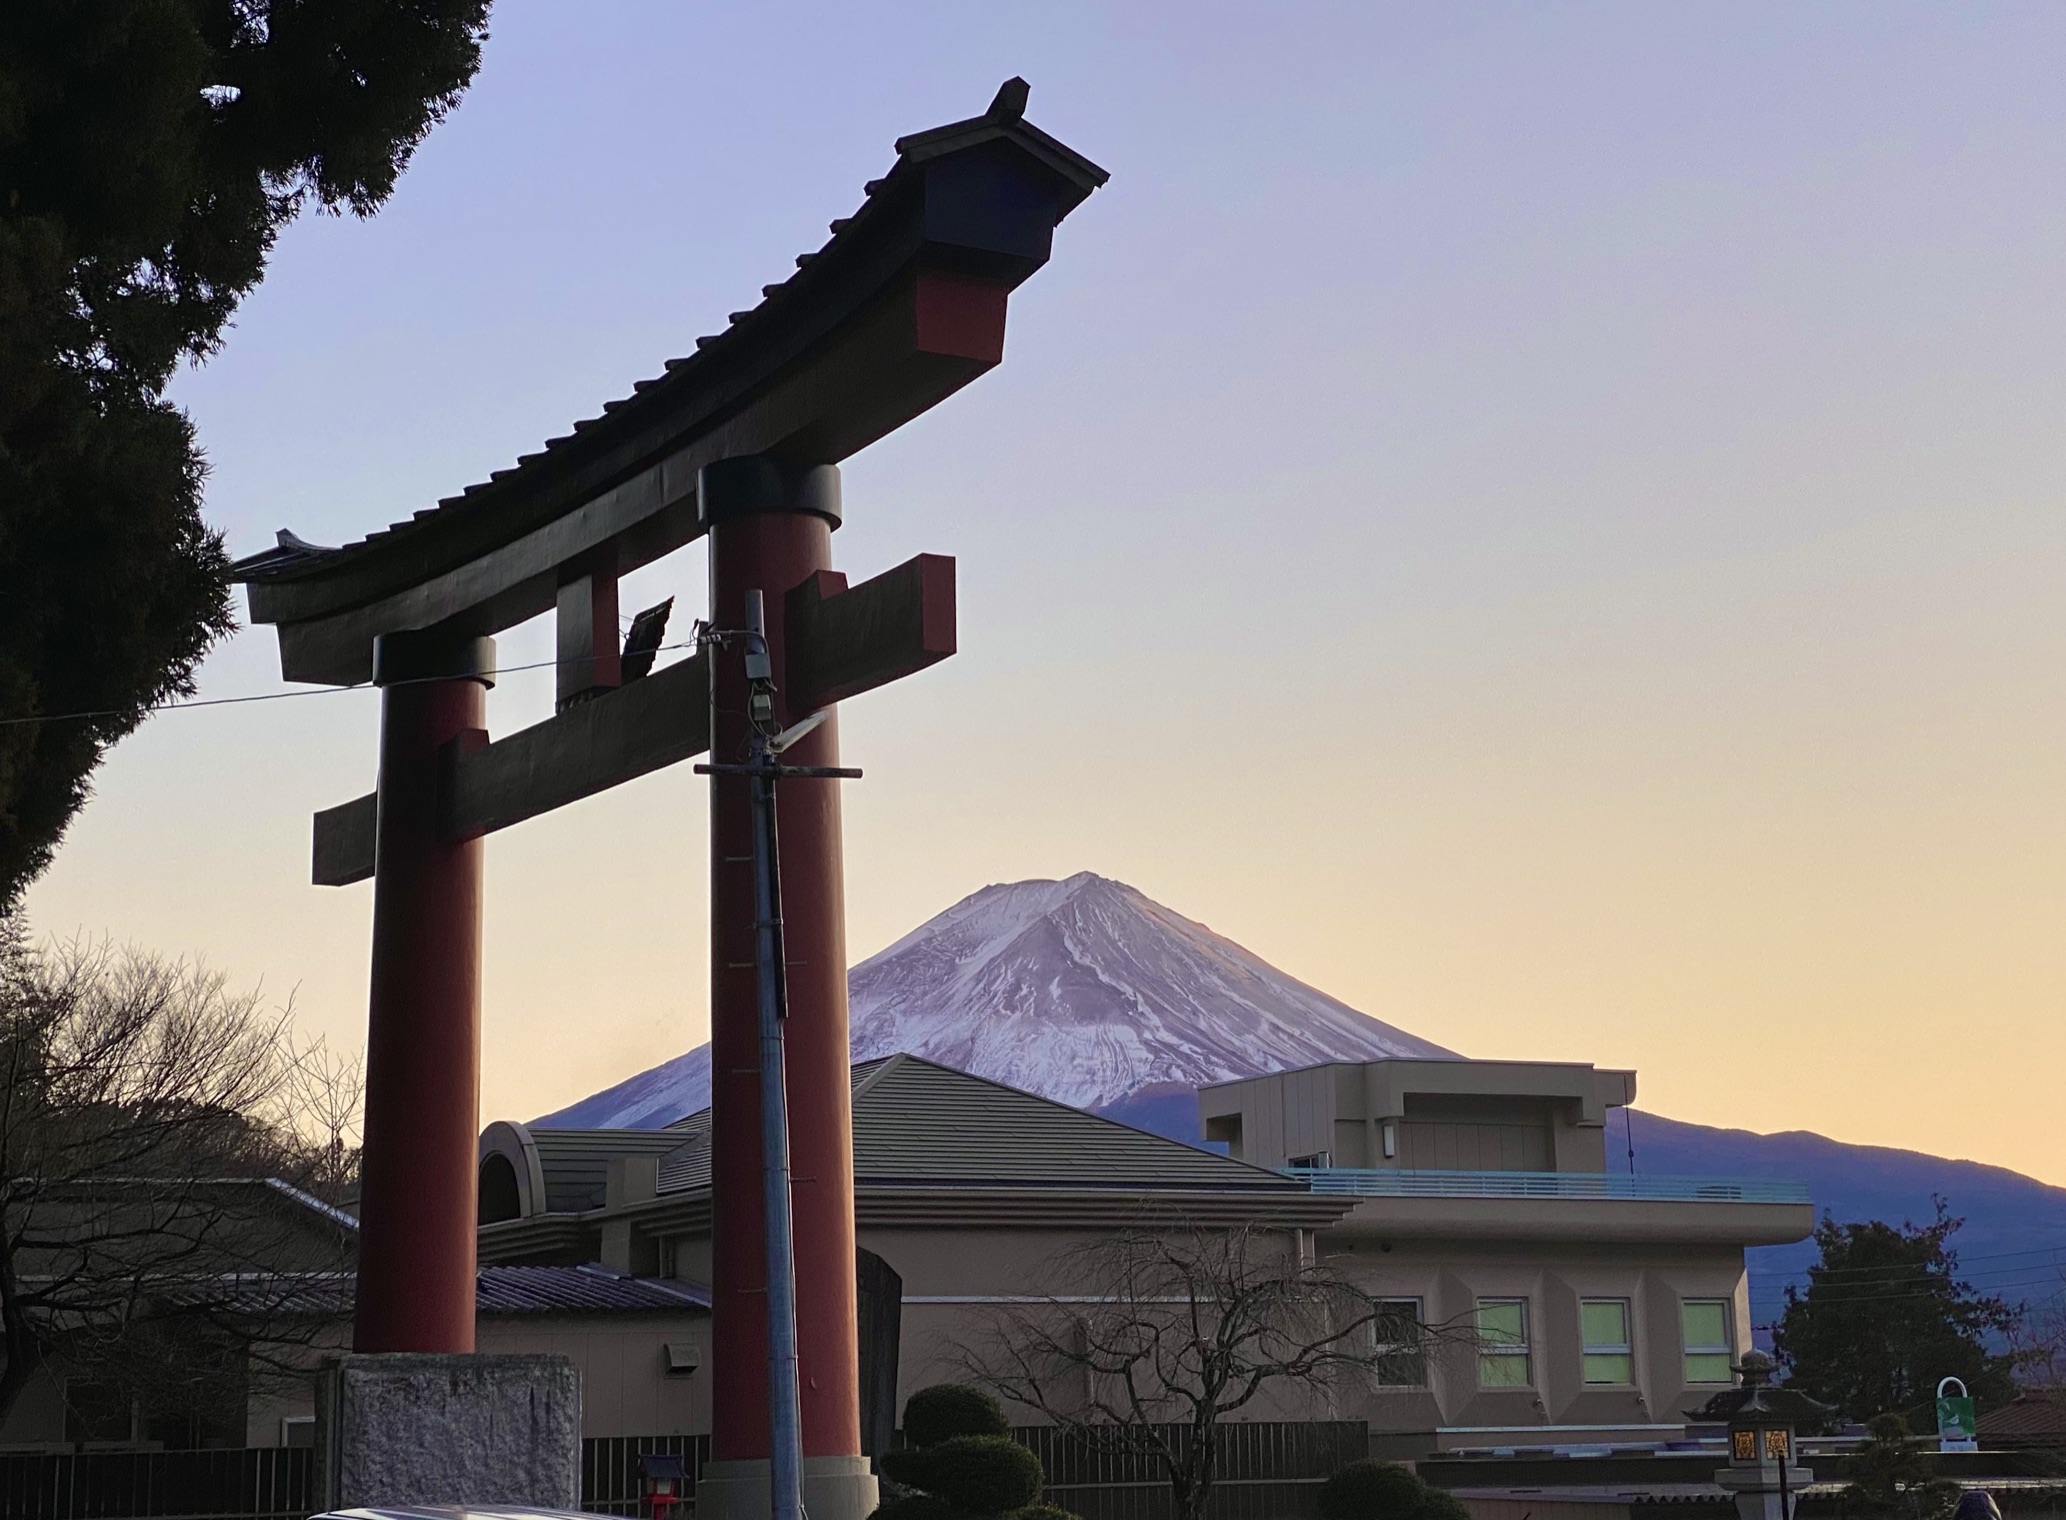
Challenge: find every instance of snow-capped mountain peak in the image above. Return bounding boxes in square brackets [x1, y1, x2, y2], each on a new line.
[536, 873, 1454, 1130]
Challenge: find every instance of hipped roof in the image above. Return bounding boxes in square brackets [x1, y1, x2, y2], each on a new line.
[527, 1054, 1304, 1213]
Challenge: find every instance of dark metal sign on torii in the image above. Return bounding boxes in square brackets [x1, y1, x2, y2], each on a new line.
[233, 81, 1103, 1520]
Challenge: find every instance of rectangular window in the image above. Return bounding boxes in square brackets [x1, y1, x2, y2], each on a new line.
[1683, 1299, 1733, 1384]
[1370, 1298, 1427, 1386]
[1581, 1299, 1633, 1384]
[1287, 1151, 1331, 1169]
[1476, 1297, 1532, 1388]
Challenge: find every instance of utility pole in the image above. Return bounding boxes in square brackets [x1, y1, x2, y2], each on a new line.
[699, 589, 860, 1520]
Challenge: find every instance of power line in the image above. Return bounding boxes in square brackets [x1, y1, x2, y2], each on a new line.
[1748, 1273, 2066, 1308]
[1752, 1250, 2066, 1287]
[0, 641, 703, 730]
[1744, 1230, 2066, 1283]
[1751, 1262, 2066, 1294]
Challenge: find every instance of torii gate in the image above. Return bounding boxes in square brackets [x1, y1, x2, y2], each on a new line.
[234, 82, 1103, 1520]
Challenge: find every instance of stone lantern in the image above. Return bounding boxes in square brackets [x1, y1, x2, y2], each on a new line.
[1687, 1350, 1833, 1520]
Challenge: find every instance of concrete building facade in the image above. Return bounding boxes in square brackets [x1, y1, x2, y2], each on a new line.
[476, 1054, 1812, 1453]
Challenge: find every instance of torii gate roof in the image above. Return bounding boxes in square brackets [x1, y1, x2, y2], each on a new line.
[234, 80, 1106, 685]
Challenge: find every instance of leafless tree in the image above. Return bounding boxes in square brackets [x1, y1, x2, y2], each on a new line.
[2006, 1279, 2066, 1389]
[282, 1032, 365, 1205]
[957, 1222, 1471, 1520]
[0, 919, 358, 1439]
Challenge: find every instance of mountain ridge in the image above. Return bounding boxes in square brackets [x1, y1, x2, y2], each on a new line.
[536, 874, 2066, 1315]
[540, 872, 1454, 1129]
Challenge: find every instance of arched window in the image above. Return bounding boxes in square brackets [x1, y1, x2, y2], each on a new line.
[479, 1152, 522, 1223]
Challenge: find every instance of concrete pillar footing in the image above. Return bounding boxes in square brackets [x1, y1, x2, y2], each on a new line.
[696, 1455, 879, 1520]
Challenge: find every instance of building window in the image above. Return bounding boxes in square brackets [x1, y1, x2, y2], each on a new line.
[1370, 1298, 1427, 1386]
[1476, 1298, 1532, 1388]
[1581, 1299, 1633, 1384]
[1683, 1299, 1733, 1384]
[1287, 1151, 1331, 1169]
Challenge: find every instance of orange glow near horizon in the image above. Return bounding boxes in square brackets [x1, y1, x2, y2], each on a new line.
[21, 4, 2066, 1188]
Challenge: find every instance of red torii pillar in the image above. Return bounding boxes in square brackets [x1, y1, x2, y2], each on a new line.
[354, 630, 495, 1353]
[698, 460, 872, 1520]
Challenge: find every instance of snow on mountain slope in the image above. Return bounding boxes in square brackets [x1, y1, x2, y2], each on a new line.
[535, 872, 1454, 1129]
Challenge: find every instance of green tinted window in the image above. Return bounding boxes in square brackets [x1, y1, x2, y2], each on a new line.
[1581, 1300, 1632, 1385]
[1682, 1299, 1732, 1384]
[1478, 1299, 1526, 1345]
[1582, 1300, 1629, 1347]
[1476, 1298, 1531, 1388]
[1686, 1352, 1734, 1383]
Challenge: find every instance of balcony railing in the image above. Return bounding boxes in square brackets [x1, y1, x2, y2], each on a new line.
[1286, 1168, 1812, 1204]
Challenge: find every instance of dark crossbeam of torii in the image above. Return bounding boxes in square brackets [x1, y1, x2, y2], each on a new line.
[233, 82, 1103, 1520]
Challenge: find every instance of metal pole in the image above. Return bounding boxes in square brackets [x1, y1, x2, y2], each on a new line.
[745, 589, 806, 1520]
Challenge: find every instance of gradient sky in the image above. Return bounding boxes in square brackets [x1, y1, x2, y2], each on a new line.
[25, 3, 2066, 1180]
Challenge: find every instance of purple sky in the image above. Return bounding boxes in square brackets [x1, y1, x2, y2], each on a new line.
[28, 3, 2066, 1176]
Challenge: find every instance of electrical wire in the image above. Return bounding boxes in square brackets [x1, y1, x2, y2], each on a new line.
[1751, 1248, 2066, 1285]
[0, 640, 705, 730]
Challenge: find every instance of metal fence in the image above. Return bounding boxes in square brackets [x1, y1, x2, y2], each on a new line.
[0, 1447, 312, 1520]
[582, 1433, 711, 1517]
[0, 1421, 1362, 1520]
[1018, 1420, 1369, 1520]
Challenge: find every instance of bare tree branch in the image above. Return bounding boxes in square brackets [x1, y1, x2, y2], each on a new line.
[0, 918, 358, 1440]
[955, 1223, 1476, 1520]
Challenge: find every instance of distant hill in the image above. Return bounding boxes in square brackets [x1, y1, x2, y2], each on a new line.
[538, 873, 2066, 1318]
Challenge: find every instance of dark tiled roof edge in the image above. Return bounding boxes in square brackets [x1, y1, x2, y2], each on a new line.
[231, 80, 1105, 604]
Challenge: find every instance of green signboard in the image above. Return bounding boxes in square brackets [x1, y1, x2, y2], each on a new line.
[1938, 1377, 1978, 1451]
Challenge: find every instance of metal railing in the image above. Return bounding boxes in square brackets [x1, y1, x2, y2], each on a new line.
[1022, 1420, 1369, 1520]
[1289, 1168, 1812, 1203]
[583, 1434, 710, 1517]
[0, 1447, 312, 1520]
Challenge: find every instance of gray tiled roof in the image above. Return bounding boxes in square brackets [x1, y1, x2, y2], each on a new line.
[526, 1128, 695, 1213]
[847, 1055, 1303, 1191]
[477, 1264, 709, 1314]
[535, 1055, 1304, 1203]
[168, 1264, 709, 1317]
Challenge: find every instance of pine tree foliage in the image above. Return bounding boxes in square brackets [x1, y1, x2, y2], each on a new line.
[0, 0, 492, 906]
[1773, 1205, 2018, 1423]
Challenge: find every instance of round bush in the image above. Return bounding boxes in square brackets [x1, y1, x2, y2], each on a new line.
[877, 1447, 939, 1492]
[869, 1494, 958, 1520]
[904, 1384, 1010, 1448]
[1418, 1488, 1472, 1520]
[1318, 1461, 1432, 1520]
[1012, 1505, 1082, 1520]
[917, 1434, 1044, 1514]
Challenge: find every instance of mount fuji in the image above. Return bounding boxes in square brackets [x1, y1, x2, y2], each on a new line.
[538, 872, 2066, 1317]
[538, 872, 1455, 1131]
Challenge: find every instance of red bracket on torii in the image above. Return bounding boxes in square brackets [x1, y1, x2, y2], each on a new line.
[231, 77, 1101, 1520]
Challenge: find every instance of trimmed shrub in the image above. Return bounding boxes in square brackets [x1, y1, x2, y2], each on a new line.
[881, 1383, 1047, 1520]
[869, 1495, 959, 1520]
[1420, 1488, 1472, 1520]
[1011, 1505, 1081, 1520]
[905, 1384, 1010, 1448]
[1319, 1461, 1438, 1520]
[904, 1435, 1044, 1514]
[878, 1447, 939, 1490]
